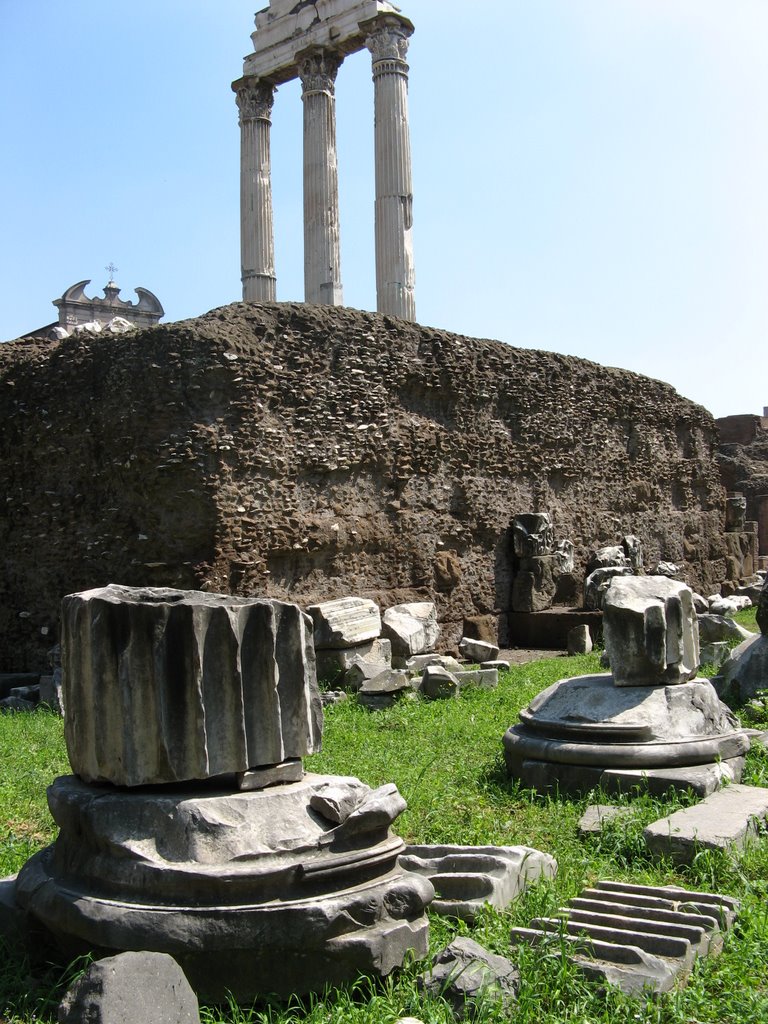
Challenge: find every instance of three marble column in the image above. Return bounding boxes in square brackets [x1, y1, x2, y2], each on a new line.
[233, 13, 415, 321]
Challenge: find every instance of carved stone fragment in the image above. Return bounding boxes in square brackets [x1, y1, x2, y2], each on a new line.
[62, 585, 322, 787]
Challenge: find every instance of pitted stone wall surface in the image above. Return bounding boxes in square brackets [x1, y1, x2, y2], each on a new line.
[1, 302, 725, 670]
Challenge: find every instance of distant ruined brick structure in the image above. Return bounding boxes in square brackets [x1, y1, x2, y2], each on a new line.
[717, 409, 768, 569]
[0, 302, 729, 672]
[233, 0, 416, 320]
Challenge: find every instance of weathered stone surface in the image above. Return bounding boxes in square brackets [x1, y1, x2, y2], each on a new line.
[62, 585, 322, 787]
[709, 596, 750, 616]
[308, 597, 382, 649]
[237, 759, 304, 791]
[382, 603, 439, 658]
[400, 844, 556, 922]
[513, 880, 738, 994]
[602, 758, 745, 798]
[504, 673, 748, 796]
[405, 653, 463, 675]
[698, 613, 752, 645]
[420, 665, 459, 700]
[315, 638, 391, 684]
[622, 534, 644, 572]
[652, 561, 681, 578]
[554, 539, 575, 574]
[643, 784, 768, 863]
[725, 495, 748, 532]
[15, 773, 433, 1001]
[0, 874, 26, 945]
[0, 302, 728, 672]
[567, 624, 593, 655]
[757, 574, 768, 634]
[603, 576, 699, 686]
[586, 545, 629, 575]
[452, 668, 498, 690]
[715, 633, 768, 704]
[512, 555, 560, 612]
[0, 696, 35, 712]
[57, 951, 200, 1024]
[357, 669, 412, 709]
[699, 641, 729, 670]
[458, 637, 499, 663]
[419, 937, 518, 1018]
[344, 659, 391, 691]
[512, 513, 554, 558]
[584, 566, 633, 611]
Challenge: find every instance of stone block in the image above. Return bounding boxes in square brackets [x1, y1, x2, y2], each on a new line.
[62, 585, 322, 787]
[344, 659, 391, 691]
[58, 951, 201, 1024]
[357, 669, 413, 710]
[307, 597, 381, 649]
[584, 566, 633, 610]
[577, 805, 633, 836]
[717, 633, 768, 704]
[603, 576, 699, 686]
[697, 613, 752, 645]
[601, 758, 745, 798]
[405, 653, 463, 675]
[453, 668, 498, 690]
[400, 844, 556, 922]
[458, 637, 499, 663]
[511, 879, 738, 994]
[382, 603, 439, 658]
[643, 784, 768, 863]
[699, 641, 729, 670]
[420, 665, 459, 700]
[567, 624, 592, 655]
[315, 638, 391, 684]
[462, 615, 498, 645]
[419, 937, 519, 1018]
[0, 673, 39, 699]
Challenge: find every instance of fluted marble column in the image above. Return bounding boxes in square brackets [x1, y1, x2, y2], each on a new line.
[233, 77, 277, 302]
[298, 49, 343, 306]
[365, 15, 416, 322]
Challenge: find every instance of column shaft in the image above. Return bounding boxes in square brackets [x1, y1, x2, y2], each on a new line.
[366, 16, 416, 321]
[299, 50, 343, 306]
[233, 77, 276, 302]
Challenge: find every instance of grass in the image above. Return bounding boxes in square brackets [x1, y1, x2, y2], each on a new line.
[2, 652, 768, 1023]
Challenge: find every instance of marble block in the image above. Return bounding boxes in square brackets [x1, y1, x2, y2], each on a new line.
[603, 576, 699, 686]
[308, 597, 382, 649]
[62, 585, 322, 787]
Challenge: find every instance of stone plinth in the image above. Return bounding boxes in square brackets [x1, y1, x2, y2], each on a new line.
[62, 585, 322, 787]
[16, 773, 433, 1002]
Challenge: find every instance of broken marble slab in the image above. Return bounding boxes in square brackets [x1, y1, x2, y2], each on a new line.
[315, 638, 391, 685]
[307, 597, 382, 649]
[357, 669, 413, 710]
[643, 783, 768, 863]
[382, 603, 439, 658]
[458, 637, 500, 663]
[400, 844, 556, 922]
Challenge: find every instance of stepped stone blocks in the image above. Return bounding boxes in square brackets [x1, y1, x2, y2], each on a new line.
[399, 844, 556, 923]
[511, 880, 739, 994]
[0, 302, 728, 672]
[62, 585, 322, 787]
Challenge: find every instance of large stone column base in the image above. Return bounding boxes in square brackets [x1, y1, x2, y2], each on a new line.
[15, 774, 433, 1002]
[503, 674, 750, 798]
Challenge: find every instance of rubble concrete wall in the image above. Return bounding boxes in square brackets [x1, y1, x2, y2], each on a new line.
[0, 302, 726, 670]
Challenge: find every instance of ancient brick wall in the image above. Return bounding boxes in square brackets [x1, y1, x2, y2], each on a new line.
[0, 302, 726, 671]
[717, 415, 768, 559]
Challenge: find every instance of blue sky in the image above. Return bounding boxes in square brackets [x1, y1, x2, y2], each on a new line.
[1, 1, 765, 419]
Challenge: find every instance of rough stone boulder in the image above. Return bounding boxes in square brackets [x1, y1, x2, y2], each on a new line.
[0, 302, 727, 671]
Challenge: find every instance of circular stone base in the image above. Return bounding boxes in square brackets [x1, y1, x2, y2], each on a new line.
[15, 774, 433, 1001]
[503, 674, 750, 796]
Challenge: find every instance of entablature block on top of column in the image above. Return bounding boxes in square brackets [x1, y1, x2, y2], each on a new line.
[243, 0, 413, 84]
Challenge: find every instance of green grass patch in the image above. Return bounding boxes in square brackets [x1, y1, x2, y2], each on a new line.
[2, 655, 768, 1023]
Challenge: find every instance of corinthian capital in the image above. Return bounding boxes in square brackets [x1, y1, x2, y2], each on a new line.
[364, 14, 414, 64]
[297, 48, 343, 97]
[233, 78, 275, 123]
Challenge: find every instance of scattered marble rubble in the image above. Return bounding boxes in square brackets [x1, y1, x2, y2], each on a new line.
[419, 937, 519, 1018]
